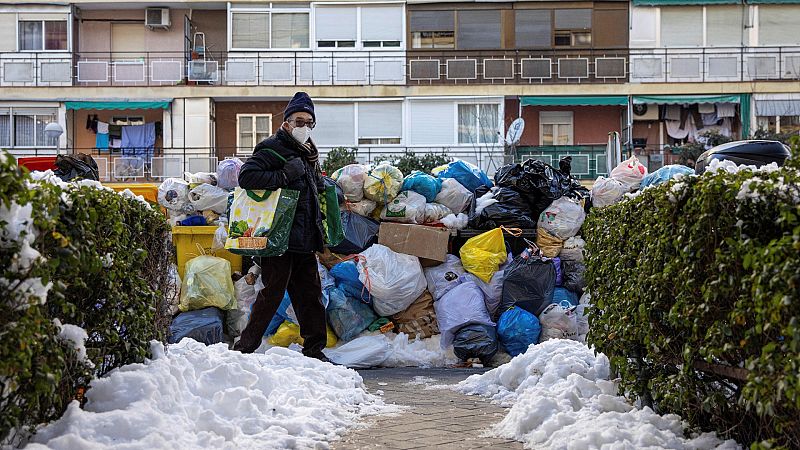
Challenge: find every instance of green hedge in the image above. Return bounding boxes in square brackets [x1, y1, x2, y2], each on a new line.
[584, 157, 800, 447]
[0, 151, 172, 445]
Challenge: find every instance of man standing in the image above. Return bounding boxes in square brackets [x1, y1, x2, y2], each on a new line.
[233, 92, 328, 361]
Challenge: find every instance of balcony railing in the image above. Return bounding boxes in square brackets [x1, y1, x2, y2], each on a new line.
[516, 145, 610, 179]
[630, 46, 800, 83]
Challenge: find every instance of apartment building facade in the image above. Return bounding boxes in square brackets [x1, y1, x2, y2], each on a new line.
[1, 0, 797, 181]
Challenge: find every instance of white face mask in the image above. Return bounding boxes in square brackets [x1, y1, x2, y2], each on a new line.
[291, 125, 311, 143]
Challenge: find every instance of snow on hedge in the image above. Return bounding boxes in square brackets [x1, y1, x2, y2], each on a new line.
[25, 339, 392, 449]
[456, 340, 740, 449]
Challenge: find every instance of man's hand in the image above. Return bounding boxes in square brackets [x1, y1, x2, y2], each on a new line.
[282, 158, 306, 184]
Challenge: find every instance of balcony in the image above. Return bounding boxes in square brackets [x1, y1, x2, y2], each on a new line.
[630, 46, 800, 83]
[407, 49, 629, 85]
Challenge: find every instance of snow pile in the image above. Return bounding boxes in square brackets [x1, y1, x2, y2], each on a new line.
[26, 339, 391, 450]
[53, 320, 93, 367]
[119, 188, 153, 209]
[456, 340, 739, 449]
[705, 159, 781, 175]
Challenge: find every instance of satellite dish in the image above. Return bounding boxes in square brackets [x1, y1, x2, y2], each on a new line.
[505, 118, 525, 146]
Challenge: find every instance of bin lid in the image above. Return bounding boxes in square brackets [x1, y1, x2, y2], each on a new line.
[701, 140, 791, 159]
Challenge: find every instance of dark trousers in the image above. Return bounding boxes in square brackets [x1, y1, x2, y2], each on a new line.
[233, 252, 327, 356]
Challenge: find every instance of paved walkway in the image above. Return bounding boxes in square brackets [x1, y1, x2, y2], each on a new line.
[333, 368, 523, 450]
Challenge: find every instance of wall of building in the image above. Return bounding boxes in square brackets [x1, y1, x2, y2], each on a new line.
[505, 98, 621, 146]
[78, 9, 186, 54]
[214, 101, 285, 158]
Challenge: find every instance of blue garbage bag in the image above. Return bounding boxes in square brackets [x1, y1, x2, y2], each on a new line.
[326, 287, 378, 342]
[264, 292, 292, 336]
[169, 307, 224, 345]
[553, 257, 563, 286]
[641, 164, 694, 188]
[401, 170, 442, 202]
[436, 160, 493, 192]
[452, 323, 499, 363]
[552, 287, 579, 308]
[330, 261, 372, 303]
[497, 307, 541, 357]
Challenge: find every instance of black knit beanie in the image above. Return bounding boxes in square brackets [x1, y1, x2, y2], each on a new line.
[283, 92, 315, 122]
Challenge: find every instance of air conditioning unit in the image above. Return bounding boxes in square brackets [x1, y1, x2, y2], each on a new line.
[633, 104, 659, 121]
[145, 7, 170, 29]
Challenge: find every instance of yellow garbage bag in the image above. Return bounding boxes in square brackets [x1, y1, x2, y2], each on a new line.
[460, 228, 507, 283]
[536, 227, 564, 258]
[363, 163, 403, 204]
[268, 321, 338, 348]
[179, 255, 237, 312]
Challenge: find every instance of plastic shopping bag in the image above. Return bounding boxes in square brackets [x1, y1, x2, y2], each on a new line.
[560, 236, 585, 262]
[459, 228, 508, 283]
[537, 197, 586, 240]
[380, 190, 427, 224]
[591, 177, 626, 208]
[497, 307, 541, 357]
[641, 164, 694, 188]
[357, 244, 427, 316]
[539, 303, 578, 342]
[225, 187, 299, 257]
[158, 178, 192, 212]
[179, 255, 237, 312]
[610, 156, 648, 191]
[424, 203, 452, 223]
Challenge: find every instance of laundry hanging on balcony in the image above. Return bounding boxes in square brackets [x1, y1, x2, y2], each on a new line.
[121, 123, 157, 159]
[96, 121, 109, 150]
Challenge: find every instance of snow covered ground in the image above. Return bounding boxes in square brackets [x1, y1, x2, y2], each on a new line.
[456, 339, 740, 450]
[25, 339, 394, 450]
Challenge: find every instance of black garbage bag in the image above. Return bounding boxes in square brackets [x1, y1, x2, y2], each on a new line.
[323, 176, 345, 205]
[453, 323, 499, 364]
[500, 254, 556, 316]
[329, 211, 379, 255]
[169, 307, 224, 345]
[53, 154, 99, 182]
[495, 157, 576, 219]
[468, 186, 538, 230]
[562, 260, 586, 295]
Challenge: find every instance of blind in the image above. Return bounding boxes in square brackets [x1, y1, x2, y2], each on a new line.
[0, 14, 15, 52]
[18, 13, 69, 21]
[314, 103, 355, 146]
[554, 9, 591, 29]
[707, 6, 744, 46]
[361, 6, 403, 41]
[759, 5, 800, 46]
[457, 10, 501, 50]
[410, 101, 454, 145]
[358, 102, 402, 138]
[661, 7, 702, 46]
[315, 7, 357, 41]
[231, 12, 269, 48]
[409, 11, 454, 32]
[272, 13, 309, 48]
[516, 10, 551, 48]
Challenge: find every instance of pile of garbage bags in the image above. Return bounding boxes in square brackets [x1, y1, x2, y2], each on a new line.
[159, 158, 244, 226]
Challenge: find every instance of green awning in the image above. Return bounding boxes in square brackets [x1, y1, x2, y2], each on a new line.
[746, 0, 800, 3]
[65, 101, 171, 111]
[521, 96, 628, 107]
[632, 95, 741, 105]
[633, 0, 739, 5]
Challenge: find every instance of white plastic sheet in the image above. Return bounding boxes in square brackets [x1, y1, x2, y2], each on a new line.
[357, 244, 427, 316]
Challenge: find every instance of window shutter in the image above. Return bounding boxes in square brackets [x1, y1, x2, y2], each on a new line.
[361, 6, 403, 42]
[313, 103, 355, 146]
[231, 13, 269, 48]
[707, 6, 744, 47]
[516, 10, 551, 48]
[315, 7, 357, 41]
[661, 7, 702, 47]
[759, 5, 800, 46]
[358, 102, 402, 138]
[409, 11, 454, 32]
[457, 10, 501, 50]
[410, 101, 454, 145]
[554, 9, 591, 29]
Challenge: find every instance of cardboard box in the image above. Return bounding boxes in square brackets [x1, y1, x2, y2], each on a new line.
[378, 222, 450, 264]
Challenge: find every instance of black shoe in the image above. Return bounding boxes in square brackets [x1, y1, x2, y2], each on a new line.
[308, 353, 340, 365]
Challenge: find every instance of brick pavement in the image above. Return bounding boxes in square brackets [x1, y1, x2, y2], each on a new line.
[333, 368, 523, 450]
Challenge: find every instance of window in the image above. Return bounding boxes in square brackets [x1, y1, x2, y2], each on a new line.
[237, 114, 272, 153]
[661, 7, 702, 47]
[361, 6, 403, 48]
[457, 10, 501, 50]
[315, 7, 357, 48]
[313, 103, 355, 147]
[516, 10, 551, 48]
[759, 5, 800, 46]
[0, 108, 57, 147]
[410, 11, 455, 49]
[757, 115, 800, 135]
[540, 112, 573, 145]
[707, 6, 744, 47]
[230, 5, 310, 50]
[358, 102, 402, 145]
[19, 20, 67, 51]
[458, 104, 499, 145]
[554, 9, 592, 47]
[111, 116, 144, 126]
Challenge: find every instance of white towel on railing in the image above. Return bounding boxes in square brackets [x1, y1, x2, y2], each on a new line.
[97, 121, 109, 134]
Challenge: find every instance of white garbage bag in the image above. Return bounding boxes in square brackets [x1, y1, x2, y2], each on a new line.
[228, 275, 259, 338]
[610, 156, 648, 191]
[434, 276, 495, 348]
[424, 202, 452, 223]
[539, 303, 579, 342]
[185, 171, 218, 186]
[559, 236, 586, 262]
[158, 178, 191, 212]
[333, 164, 369, 202]
[591, 176, 626, 208]
[211, 222, 228, 252]
[217, 158, 243, 191]
[435, 178, 472, 214]
[357, 244, 427, 316]
[575, 293, 591, 343]
[380, 190, 427, 224]
[424, 254, 466, 300]
[188, 183, 230, 214]
[323, 335, 391, 368]
[538, 197, 586, 240]
[347, 198, 377, 217]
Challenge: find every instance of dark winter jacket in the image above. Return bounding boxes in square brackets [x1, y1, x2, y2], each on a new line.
[238, 127, 325, 254]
